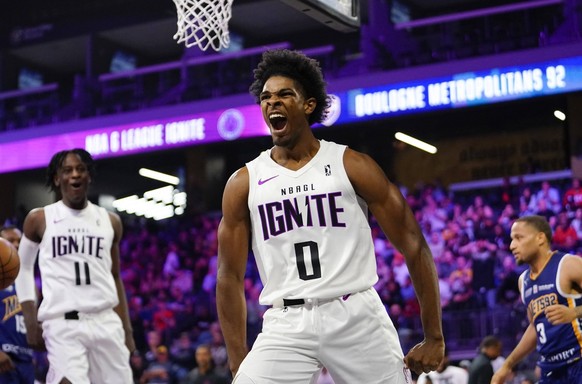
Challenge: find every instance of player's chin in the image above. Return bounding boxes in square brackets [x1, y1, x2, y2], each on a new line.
[515, 257, 524, 266]
[271, 134, 291, 147]
[67, 192, 87, 205]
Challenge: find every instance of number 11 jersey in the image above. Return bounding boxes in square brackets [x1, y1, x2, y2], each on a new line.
[37, 201, 118, 321]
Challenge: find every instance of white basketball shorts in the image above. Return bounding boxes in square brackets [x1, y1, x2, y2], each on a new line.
[42, 309, 132, 384]
[233, 287, 412, 384]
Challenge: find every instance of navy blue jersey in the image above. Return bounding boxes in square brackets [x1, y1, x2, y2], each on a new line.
[521, 251, 582, 371]
[0, 285, 32, 363]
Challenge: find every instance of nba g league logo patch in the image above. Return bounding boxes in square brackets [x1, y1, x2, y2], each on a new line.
[218, 108, 245, 141]
[325, 165, 331, 176]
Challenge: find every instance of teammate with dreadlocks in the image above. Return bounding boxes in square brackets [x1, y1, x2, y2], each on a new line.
[15, 149, 134, 384]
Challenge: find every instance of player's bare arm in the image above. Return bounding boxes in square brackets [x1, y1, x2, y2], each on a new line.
[22, 208, 45, 243]
[217, 166, 251, 377]
[491, 273, 536, 384]
[17, 208, 45, 350]
[544, 254, 582, 324]
[491, 322, 537, 384]
[343, 148, 444, 374]
[109, 211, 136, 353]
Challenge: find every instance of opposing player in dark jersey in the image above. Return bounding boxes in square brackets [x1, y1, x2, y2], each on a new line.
[492, 215, 582, 384]
[216, 49, 444, 383]
[0, 226, 34, 384]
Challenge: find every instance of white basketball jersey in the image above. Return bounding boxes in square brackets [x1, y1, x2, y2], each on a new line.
[247, 140, 378, 305]
[37, 201, 119, 321]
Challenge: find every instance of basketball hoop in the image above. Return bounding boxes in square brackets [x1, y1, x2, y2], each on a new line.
[173, 0, 234, 52]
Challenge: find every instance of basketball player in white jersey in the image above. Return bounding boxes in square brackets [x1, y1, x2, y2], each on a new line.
[14, 149, 135, 384]
[216, 49, 445, 384]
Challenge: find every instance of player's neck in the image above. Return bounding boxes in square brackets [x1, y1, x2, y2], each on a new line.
[530, 248, 555, 276]
[272, 136, 320, 169]
[61, 198, 89, 211]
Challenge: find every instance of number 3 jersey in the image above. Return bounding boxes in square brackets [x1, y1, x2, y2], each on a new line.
[520, 251, 582, 371]
[37, 201, 119, 321]
[246, 140, 378, 305]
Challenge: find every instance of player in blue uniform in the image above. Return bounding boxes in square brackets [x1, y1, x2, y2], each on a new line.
[0, 226, 34, 384]
[492, 215, 582, 384]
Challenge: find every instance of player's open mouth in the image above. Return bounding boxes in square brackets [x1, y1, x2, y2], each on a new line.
[269, 113, 287, 131]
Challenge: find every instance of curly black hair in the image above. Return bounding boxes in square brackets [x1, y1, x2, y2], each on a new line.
[46, 148, 95, 193]
[249, 49, 330, 126]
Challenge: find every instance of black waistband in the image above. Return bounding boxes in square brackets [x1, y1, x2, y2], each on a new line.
[282, 294, 352, 307]
[283, 298, 305, 306]
[64, 310, 79, 320]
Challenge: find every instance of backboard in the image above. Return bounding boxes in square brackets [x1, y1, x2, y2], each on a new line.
[281, 0, 360, 32]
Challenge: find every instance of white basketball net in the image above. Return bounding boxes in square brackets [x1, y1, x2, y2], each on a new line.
[173, 0, 234, 52]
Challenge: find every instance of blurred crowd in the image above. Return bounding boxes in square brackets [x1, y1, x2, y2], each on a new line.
[5, 175, 582, 383]
[117, 175, 582, 383]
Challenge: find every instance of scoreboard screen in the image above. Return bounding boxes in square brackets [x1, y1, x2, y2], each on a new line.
[282, 0, 360, 32]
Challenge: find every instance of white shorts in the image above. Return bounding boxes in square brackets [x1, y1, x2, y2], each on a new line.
[42, 309, 132, 384]
[234, 287, 411, 384]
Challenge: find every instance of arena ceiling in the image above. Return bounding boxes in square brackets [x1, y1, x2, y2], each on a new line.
[0, 0, 535, 74]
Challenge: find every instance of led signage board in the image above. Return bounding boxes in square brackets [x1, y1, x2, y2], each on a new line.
[0, 105, 268, 173]
[331, 55, 581, 124]
[1, 55, 581, 174]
